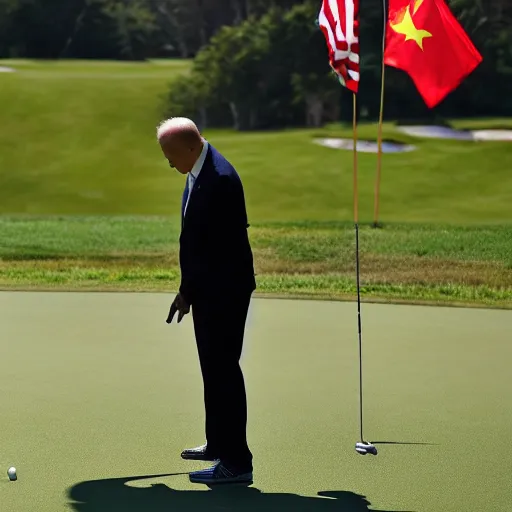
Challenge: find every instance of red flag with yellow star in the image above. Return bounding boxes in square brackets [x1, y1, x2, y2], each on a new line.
[384, 0, 482, 108]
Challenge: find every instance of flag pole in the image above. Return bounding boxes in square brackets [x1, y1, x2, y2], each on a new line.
[373, 0, 388, 229]
[373, 64, 385, 228]
[353, 93, 359, 225]
[352, 92, 364, 444]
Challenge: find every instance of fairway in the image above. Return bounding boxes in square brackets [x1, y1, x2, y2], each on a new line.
[0, 59, 511, 307]
[1, 292, 511, 511]
[0, 59, 189, 216]
[1, 60, 512, 222]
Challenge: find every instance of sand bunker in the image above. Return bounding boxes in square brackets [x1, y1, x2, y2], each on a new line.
[313, 137, 416, 153]
[398, 125, 512, 141]
[471, 130, 512, 141]
[0, 66, 15, 73]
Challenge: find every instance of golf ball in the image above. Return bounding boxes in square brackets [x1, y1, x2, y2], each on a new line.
[7, 467, 17, 481]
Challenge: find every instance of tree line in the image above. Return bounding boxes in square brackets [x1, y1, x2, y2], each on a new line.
[0, 0, 298, 60]
[1, 0, 511, 128]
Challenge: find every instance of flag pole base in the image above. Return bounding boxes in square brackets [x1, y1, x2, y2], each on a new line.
[356, 441, 378, 456]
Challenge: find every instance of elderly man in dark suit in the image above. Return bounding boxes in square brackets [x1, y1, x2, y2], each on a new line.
[156, 117, 256, 485]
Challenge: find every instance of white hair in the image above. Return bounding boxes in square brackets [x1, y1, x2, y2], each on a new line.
[156, 117, 200, 143]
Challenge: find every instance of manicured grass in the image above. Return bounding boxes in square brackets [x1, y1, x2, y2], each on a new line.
[0, 59, 190, 216]
[0, 60, 511, 307]
[3, 293, 511, 512]
[0, 60, 511, 223]
[0, 217, 510, 307]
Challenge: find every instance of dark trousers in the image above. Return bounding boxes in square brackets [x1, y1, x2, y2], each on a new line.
[191, 289, 253, 472]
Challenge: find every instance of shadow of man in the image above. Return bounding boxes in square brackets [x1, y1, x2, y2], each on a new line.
[68, 473, 410, 512]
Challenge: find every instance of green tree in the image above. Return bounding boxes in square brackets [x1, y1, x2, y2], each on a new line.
[165, 2, 344, 130]
[5, 0, 87, 58]
[0, 0, 157, 59]
[195, 12, 273, 130]
[101, 0, 157, 60]
[447, 0, 512, 115]
[0, 0, 19, 57]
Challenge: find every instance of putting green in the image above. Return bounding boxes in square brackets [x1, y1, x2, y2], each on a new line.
[1, 292, 511, 511]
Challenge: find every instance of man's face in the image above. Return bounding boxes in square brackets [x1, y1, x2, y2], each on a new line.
[160, 141, 188, 174]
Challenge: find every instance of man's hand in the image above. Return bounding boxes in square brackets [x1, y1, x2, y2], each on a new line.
[166, 293, 190, 324]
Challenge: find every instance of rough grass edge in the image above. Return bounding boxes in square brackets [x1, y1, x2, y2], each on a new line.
[0, 283, 510, 311]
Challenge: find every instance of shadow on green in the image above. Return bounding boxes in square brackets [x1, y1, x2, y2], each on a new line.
[372, 441, 437, 446]
[67, 473, 412, 512]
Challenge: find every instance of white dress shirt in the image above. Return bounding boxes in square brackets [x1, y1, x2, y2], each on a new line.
[184, 140, 209, 215]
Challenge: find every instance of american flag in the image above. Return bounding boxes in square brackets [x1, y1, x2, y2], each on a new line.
[318, 0, 360, 93]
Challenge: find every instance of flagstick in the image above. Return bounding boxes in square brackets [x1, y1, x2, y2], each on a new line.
[353, 93, 359, 225]
[352, 92, 364, 444]
[373, 63, 386, 228]
[373, 0, 388, 229]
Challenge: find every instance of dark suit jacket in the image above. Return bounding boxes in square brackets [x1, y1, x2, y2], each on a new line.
[179, 144, 256, 305]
